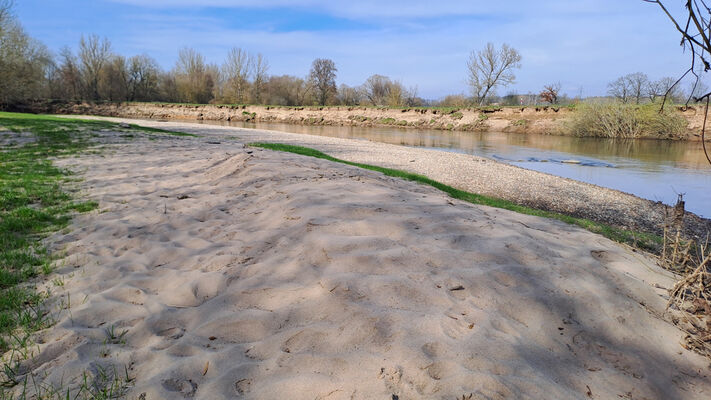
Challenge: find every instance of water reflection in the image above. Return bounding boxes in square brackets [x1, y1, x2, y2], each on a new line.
[197, 120, 711, 217]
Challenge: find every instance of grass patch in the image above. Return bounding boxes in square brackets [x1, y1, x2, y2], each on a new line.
[0, 112, 102, 355]
[250, 142, 661, 251]
[126, 124, 198, 137]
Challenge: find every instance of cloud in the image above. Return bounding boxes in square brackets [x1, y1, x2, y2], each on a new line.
[106, 0, 645, 21]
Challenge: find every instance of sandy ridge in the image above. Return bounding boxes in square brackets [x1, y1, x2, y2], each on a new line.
[77, 116, 711, 239]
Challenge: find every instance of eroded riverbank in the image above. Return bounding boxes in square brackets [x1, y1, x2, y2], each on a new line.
[16, 100, 711, 140]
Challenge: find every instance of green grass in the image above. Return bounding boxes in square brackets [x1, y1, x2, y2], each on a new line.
[125, 124, 199, 137]
[0, 112, 111, 355]
[250, 142, 661, 251]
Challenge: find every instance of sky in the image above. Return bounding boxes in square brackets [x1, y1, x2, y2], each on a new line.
[13, 0, 696, 99]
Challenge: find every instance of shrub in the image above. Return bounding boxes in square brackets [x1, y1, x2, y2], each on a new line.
[570, 102, 687, 139]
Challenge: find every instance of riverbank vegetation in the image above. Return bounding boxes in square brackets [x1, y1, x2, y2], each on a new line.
[570, 102, 688, 139]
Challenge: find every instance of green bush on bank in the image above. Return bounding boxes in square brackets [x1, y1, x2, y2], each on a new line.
[570, 102, 687, 139]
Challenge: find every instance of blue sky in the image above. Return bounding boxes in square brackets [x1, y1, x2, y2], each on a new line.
[14, 0, 694, 99]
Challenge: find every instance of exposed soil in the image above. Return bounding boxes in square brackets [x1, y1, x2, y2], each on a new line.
[14, 100, 711, 140]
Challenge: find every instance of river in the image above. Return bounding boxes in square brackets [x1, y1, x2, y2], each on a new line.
[194, 120, 711, 218]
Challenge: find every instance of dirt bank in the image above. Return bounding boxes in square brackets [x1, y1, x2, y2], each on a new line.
[17, 101, 710, 139]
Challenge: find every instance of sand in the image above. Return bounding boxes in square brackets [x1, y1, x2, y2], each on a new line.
[15, 122, 711, 399]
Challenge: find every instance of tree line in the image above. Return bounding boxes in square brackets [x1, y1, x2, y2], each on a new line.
[0, 0, 701, 109]
[0, 1, 425, 108]
[0, 0, 524, 109]
[607, 72, 686, 104]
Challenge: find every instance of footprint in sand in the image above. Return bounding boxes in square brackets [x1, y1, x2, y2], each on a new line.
[162, 378, 198, 397]
[235, 378, 251, 395]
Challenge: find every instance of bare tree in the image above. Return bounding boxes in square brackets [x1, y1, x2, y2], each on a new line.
[0, 0, 13, 29]
[222, 47, 253, 104]
[362, 74, 391, 106]
[466, 43, 521, 106]
[337, 84, 361, 106]
[251, 53, 269, 104]
[309, 58, 337, 106]
[265, 75, 313, 106]
[54, 47, 82, 100]
[78, 34, 112, 100]
[100, 55, 130, 101]
[627, 72, 649, 104]
[607, 76, 631, 103]
[404, 85, 421, 106]
[540, 82, 561, 104]
[0, 0, 52, 106]
[174, 47, 215, 104]
[608, 73, 648, 104]
[127, 54, 160, 101]
[647, 77, 681, 103]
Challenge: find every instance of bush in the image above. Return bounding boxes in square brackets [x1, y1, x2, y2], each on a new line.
[570, 102, 687, 139]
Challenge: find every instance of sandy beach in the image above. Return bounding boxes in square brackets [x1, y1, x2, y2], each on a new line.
[16, 120, 711, 399]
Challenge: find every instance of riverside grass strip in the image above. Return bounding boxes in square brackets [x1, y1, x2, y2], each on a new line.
[0, 113, 107, 354]
[0, 112, 195, 356]
[251, 142, 662, 252]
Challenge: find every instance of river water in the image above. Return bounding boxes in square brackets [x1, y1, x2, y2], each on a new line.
[195, 120, 711, 218]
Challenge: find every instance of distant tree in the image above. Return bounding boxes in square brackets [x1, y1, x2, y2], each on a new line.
[222, 48, 253, 104]
[78, 34, 112, 100]
[337, 84, 362, 106]
[0, 0, 12, 28]
[309, 58, 337, 106]
[646, 77, 681, 103]
[404, 85, 422, 106]
[501, 92, 520, 106]
[362, 74, 391, 106]
[627, 72, 649, 104]
[127, 54, 160, 101]
[52, 47, 82, 100]
[265, 75, 313, 106]
[466, 43, 521, 106]
[251, 53, 269, 104]
[438, 94, 470, 107]
[100, 55, 130, 101]
[608, 72, 649, 104]
[359, 74, 415, 107]
[158, 71, 179, 102]
[386, 81, 404, 107]
[607, 76, 631, 103]
[174, 47, 215, 104]
[539, 82, 561, 104]
[0, 0, 52, 106]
